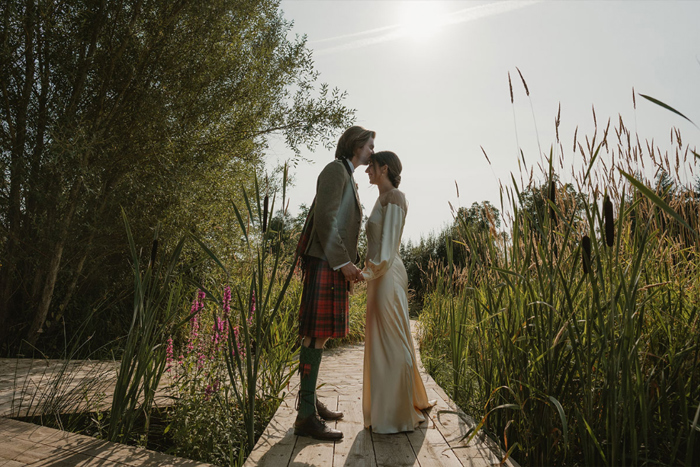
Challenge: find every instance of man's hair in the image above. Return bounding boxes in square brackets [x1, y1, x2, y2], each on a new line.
[335, 126, 376, 160]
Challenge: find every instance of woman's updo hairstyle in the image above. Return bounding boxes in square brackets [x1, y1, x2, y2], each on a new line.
[370, 151, 402, 188]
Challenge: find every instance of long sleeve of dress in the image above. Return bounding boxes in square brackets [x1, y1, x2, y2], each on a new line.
[362, 202, 404, 282]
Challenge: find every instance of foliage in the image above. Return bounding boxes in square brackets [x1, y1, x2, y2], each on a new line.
[107, 214, 189, 444]
[419, 109, 700, 466]
[401, 201, 501, 307]
[0, 0, 354, 355]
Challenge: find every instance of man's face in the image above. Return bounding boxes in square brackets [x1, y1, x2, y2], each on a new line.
[354, 137, 375, 166]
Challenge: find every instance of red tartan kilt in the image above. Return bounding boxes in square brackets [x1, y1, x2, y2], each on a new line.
[299, 256, 349, 339]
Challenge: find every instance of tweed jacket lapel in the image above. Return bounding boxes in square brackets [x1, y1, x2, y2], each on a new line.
[342, 159, 362, 217]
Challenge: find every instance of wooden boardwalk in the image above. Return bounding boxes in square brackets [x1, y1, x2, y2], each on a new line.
[0, 359, 209, 466]
[245, 321, 518, 467]
[0, 322, 518, 466]
[0, 417, 209, 466]
[0, 359, 174, 419]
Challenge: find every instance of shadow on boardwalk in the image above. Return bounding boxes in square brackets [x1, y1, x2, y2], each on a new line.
[245, 321, 519, 467]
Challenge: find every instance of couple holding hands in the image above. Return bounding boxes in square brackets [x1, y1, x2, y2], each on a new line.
[295, 125, 435, 440]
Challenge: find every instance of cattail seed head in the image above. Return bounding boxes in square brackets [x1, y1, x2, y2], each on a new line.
[581, 235, 591, 274]
[262, 195, 269, 234]
[516, 67, 529, 96]
[603, 195, 614, 247]
[149, 239, 158, 269]
[548, 180, 558, 227]
[508, 72, 514, 104]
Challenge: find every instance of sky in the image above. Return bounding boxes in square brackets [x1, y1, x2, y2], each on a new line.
[266, 0, 700, 243]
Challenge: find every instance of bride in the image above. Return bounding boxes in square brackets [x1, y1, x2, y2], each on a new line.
[360, 150, 435, 433]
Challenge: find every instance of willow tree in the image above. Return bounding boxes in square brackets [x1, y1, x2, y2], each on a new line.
[0, 0, 353, 351]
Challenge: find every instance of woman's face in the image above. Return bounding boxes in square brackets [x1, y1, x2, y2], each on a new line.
[365, 161, 385, 185]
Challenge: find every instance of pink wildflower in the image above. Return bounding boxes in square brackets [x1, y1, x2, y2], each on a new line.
[187, 290, 205, 353]
[222, 286, 231, 320]
[166, 336, 174, 372]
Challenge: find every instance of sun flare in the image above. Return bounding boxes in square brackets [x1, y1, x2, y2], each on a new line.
[397, 2, 449, 41]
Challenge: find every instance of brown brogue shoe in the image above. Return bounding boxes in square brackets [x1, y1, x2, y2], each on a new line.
[316, 399, 343, 421]
[294, 413, 343, 441]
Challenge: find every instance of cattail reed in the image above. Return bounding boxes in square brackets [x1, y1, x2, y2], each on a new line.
[149, 238, 158, 269]
[262, 194, 269, 234]
[549, 180, 557, 227]
[581, 235, 591, 273]
[603, 195, 614, 247]
[508, 72, 514, 104]
[516, 67, 529, 96]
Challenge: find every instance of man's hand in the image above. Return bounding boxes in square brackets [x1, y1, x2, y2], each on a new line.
[340, 263, 363, 283]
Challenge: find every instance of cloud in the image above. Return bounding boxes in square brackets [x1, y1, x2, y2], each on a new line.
[311, 0, 541, 56]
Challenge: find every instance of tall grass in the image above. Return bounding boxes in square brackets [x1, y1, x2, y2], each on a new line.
[107, 215, 188, 444]
[419, 103, 700, 465]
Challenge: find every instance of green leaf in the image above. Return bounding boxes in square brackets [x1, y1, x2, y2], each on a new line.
[189, 233, 229, 277]
[548, 395, 569, 445]
[620, 169, 697, 237]
[638, 93, 697, 127]
[582, 416, 607, 463]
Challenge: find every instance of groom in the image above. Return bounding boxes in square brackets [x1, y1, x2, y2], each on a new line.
[294, 126, 375, 440]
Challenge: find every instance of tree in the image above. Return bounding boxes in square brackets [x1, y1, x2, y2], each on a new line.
[518, 176, 585, 236]
[0, 0, 353, 352]
[455, 201, 501, 232]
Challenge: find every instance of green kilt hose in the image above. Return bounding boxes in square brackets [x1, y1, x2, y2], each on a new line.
[299, 256, 349, 339]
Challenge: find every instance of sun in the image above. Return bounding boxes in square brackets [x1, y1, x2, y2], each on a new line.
[397, 2, 450, 41]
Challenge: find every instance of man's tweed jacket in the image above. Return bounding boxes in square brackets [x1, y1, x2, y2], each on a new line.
[305, 159, 362, 269]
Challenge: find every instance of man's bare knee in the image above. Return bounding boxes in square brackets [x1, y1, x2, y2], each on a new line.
[316, 338, 329, 349]
[302, 336, 329, 349]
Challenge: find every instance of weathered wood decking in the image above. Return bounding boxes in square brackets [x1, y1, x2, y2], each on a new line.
[0, 359, 174, 419]
[0, 417, 209, 466]
[0, 322, 518, 466]
[0, 359, 209, 466]
[245, 322, 518, 467]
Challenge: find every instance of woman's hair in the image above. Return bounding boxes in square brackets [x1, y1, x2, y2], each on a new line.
[335, 126, 376, 161]
[370, 151, 402, 188]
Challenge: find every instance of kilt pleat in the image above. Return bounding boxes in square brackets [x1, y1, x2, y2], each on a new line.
[299, 256, 349, 339]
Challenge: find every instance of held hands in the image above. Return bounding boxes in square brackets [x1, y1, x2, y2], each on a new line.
[340, 263, 364, 283]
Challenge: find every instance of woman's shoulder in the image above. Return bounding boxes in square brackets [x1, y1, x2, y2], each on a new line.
[379, 188, 407, 211]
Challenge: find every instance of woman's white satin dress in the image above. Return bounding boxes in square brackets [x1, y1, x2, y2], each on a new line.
[361, 189, 436, 434]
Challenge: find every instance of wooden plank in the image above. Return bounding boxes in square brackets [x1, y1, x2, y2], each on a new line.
[422, 385, 516, 467]
[244, 389, 299, 467]
[407, 419, 463, 467]
[372, 432, 419, 467]
[0, 418, 208, 466]
[333, 394, 376, 467]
